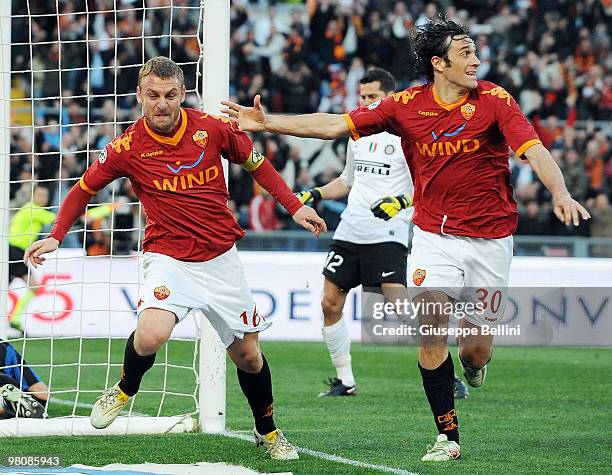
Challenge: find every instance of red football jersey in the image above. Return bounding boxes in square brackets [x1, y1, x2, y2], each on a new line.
[81, 107, 254, 261]
[344, 81, 541, 238]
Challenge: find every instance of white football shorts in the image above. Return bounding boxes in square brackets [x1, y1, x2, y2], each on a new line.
[138, 246, 271, 347]
[409, 225, 513, 326]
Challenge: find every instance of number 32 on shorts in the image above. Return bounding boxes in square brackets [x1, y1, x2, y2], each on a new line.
[324, 251, 344, 273]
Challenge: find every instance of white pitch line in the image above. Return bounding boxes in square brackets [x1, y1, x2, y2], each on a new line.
[49, 401, 419, 474]
[223, 430, 419, 475]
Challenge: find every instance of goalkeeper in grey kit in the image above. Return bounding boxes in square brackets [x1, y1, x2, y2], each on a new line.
[299, 68, 469, 399]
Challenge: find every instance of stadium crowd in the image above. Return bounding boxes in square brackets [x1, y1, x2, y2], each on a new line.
[8, 0, 612, 255]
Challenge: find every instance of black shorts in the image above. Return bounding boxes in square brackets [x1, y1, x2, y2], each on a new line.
[322, 240, 408, 292]
[9, 245, 28, 281]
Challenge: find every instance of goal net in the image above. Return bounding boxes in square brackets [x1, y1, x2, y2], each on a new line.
[0, 0, 228, 437]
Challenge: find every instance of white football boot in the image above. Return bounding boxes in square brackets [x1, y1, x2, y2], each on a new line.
[254, 428, 299, 460]
[90, 383, 130, 429]
[460, 355, 488, 388]
[421, 434, 461, 461]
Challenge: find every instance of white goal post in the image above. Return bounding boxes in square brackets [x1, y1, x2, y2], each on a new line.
[0, 0, 229, 437]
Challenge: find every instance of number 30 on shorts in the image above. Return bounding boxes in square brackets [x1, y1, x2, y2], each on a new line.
[475, 288, 504, 313]
[324, 251, 344, 274]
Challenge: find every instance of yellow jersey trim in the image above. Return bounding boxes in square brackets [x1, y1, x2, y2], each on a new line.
[515, 138, 542, 157]
[343, 114, 360, 141]
[432, 87, 469, 111]
[143, 108, 188, 146]
[79, 177, 97, 195]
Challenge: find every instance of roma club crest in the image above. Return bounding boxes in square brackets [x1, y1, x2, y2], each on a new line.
[192, 130, 209, 149]
[412, 269, 426, 286]
[460, 103, 476, 121]
[154, 285, 170, 300]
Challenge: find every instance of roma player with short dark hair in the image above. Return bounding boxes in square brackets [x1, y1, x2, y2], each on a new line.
[25, 56, 326, 460]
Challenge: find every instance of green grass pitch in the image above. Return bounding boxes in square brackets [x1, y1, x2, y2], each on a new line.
[1, 339, 610, 474]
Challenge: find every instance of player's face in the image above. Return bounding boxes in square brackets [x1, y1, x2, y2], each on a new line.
[359, 81, 388, 107]
[437, 36, 480, 91]
[137, 74, 186, 133]
[33, 187, 49, 207]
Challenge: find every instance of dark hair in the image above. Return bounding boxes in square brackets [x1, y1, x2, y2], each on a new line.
[413, 16, 470, 82]
[138, 56, 184, 86]
[359, 68, 396, 93]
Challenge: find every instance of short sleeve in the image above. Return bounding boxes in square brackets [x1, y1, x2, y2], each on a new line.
[344, 96, 400, 141]
[339, 139, 355, 187]
[494, 91, 541, 157]
[80, 134, 129, 194]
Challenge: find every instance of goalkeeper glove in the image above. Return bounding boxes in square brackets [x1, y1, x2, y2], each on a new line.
[295, 187, 323, 206]
[370, 194, 413, 221]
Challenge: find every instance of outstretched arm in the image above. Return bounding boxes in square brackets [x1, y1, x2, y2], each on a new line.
[221, 95, 350, 139]
[524, 143, 590, 226]
[249, 159, 327, 236]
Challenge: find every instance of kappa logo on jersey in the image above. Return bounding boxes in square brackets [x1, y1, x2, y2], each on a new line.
[110, 131, 134, 153]
[140, 150, 164, 158]
[418, 110, 439, 117]
[153, 285, 170, 300]
[167, 150, 205, 173]
[391, 90, 421, 104]
[367, 99, 381, 110]
[413, 268, 426, 286]
[98, 148, 107, 164]
[482, 86, 512, 106]
[192, 130, 209, 149]
[460, 103, 476, 120]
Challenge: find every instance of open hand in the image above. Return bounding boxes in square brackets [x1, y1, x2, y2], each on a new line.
[221, 95, 266, 132]
[553, 194, 590, 226]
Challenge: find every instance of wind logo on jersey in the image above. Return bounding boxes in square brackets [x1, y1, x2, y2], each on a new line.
[192, 130, 209, 149]
[154, 286, 170, 300]
[369, 143, 378, 153]
[167, 150, 205, 173]
[460, 103, 476, 120]
[391, 90, 421, 104]
[416, 138, 480, 157]
[482, 86, 512, 106]
[413, 268, 426, 286]
[153, 164, 219, 191]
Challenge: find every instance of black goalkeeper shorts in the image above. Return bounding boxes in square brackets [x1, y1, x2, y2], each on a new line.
[322, 240, 407, 292]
